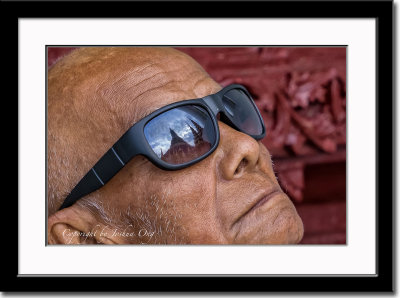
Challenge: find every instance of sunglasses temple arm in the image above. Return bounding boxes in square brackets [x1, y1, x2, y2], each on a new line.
[58, 146, 127, 210]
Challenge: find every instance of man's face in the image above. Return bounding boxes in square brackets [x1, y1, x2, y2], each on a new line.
[48, 47, 304, 244]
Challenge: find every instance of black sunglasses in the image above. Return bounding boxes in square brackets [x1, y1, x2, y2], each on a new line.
[59, 84, 266, 210]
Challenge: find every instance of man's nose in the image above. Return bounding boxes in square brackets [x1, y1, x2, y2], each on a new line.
[217, 121, 260, 180]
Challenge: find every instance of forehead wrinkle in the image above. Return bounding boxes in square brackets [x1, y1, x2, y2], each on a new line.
[134, 76, 215, 121]
[115, 72, 211, 125]
[97, 63, 197, 105]
[123, 67, 206, 94]
[130, 67, 211, 100]
[93, 62, 162, 98]
[87, 63, 172, 128]
[126, 82, 192, 125]
[118, 54, 204, 91]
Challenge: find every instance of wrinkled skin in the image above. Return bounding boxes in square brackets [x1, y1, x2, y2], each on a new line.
[47, 47, 303, 244]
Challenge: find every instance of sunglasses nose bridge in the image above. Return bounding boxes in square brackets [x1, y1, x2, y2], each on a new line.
[202, 95, 222, 117]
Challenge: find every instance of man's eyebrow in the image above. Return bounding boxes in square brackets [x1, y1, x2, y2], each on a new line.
[135, 97, 194, 121]
[135, 103, 169, 122]
[133, 93, 200, 123]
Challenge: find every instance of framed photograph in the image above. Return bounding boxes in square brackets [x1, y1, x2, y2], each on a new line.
[8, 0, 393, 293]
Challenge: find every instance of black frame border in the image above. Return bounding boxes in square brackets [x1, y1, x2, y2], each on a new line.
[8, 0, 393, 293]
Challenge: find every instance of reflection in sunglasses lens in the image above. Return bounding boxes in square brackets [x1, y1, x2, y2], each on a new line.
[144, 106, 216, 165]
[222, 89, 263, 136]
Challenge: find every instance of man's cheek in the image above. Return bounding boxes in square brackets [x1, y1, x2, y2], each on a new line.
[164, 174, 221, 242]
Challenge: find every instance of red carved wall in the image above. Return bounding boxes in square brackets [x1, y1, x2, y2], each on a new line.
[48, 47, 346, 244]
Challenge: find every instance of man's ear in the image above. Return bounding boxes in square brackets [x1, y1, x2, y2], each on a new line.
[47, 204, 117, 245]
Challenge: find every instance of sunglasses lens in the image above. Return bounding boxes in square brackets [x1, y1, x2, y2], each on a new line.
[144, 105, 216, 165]
[222, 89, 264, 136]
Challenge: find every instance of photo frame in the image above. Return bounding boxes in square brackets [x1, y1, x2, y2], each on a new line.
[8, 0, 393, 293]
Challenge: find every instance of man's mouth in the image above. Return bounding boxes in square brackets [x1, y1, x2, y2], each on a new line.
[251, 189, 281, 211]
[232, 187, 281, 227]
[246, 188, 281, 216]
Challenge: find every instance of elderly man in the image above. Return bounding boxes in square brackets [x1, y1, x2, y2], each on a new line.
[47, 47, 303, 244]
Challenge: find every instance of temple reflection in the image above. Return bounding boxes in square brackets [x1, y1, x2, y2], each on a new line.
[161, 119, 212, 164]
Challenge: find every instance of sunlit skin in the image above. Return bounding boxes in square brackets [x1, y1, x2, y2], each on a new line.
[47, 47, 304, 244]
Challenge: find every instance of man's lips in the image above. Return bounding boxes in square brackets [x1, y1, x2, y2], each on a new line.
[233, 187, 281, 227]
[251, 189, 281, 211]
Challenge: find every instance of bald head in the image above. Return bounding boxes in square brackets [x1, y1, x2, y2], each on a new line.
[48, 47, 221, 215]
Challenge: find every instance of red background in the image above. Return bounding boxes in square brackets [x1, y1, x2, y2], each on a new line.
[48, 47, 346, 244]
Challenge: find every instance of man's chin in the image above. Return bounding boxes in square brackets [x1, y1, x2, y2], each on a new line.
[233, 192, 304, 244]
